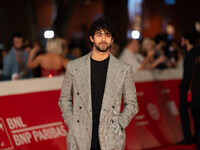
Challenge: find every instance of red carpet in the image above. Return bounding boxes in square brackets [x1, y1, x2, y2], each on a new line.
[144, 144, 196, 150]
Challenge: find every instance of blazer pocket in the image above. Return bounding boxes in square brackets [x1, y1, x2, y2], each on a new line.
[113, 121, 124, 135]
[112, 121, 125, 148]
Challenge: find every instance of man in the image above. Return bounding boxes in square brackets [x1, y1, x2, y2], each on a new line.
[119, 39, 143, 73]
[3, 32, 32, 79]
[59, 17, 138, 150]
[179, 33, 197, 144]
[191, 47, 200, 150]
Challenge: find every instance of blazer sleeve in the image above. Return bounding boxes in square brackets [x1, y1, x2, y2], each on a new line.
[119, 66, 138, 129]
[58, 62, 73, 129]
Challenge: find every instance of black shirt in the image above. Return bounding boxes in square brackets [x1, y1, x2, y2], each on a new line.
[90, 56, 109, 150]
[180, 47, 197, 91]
[91, 56, 109, 119]
[191, 55, 200, 107]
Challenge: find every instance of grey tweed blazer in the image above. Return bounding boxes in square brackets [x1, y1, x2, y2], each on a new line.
[59, 51, 138, 150]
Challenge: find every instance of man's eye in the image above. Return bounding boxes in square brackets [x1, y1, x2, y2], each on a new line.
[106, 35, 111, 37]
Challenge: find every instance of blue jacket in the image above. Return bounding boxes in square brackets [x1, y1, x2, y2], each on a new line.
[3, 47, 32, 78]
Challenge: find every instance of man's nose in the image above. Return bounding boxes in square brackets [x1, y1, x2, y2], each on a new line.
[101, 35, 106, 41]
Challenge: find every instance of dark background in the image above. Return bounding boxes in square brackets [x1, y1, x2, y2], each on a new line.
[0, 0, 200, 50]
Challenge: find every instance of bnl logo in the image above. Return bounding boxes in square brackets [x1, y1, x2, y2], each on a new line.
[0, 118, 14, 150]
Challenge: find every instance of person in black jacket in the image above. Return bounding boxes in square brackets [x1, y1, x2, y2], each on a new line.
[179, 33, 197, 144]
[191, 47, 200, 150]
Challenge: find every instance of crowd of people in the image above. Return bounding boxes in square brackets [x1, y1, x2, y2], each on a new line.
[1, 31, 198, 81]
[0, 32, 86, 80]
[0, 23, 200, 149]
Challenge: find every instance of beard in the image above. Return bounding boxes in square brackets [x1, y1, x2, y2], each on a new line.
[94, 42, 112, 52]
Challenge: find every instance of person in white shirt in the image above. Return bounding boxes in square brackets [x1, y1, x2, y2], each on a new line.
[119, 39, 143, 73]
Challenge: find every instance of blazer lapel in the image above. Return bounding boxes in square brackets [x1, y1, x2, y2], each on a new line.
[100, 53, 122, 122]
[74, 52, 92, 120]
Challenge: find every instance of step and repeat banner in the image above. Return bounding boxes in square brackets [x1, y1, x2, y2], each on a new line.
[0, 69, 183, 150]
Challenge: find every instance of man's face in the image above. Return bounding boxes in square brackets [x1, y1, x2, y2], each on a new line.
[129, 40, 140, 53]
[90, 29, 113, 52]
[133, 40, 140, 53]
[13, 37, 23, 50]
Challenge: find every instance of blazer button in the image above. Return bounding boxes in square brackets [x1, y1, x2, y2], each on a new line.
[79, 106, 82, 109]
[112, 106, 115, 109]
[77, 120, 79, 123]
[77, 92, 80, 95]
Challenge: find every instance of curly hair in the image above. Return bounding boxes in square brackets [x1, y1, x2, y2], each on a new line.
[88, 17, 117, 39]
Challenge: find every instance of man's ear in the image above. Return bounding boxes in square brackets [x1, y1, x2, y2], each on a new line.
[90, 36, 94, 43]
[111, 38, 114, 44]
